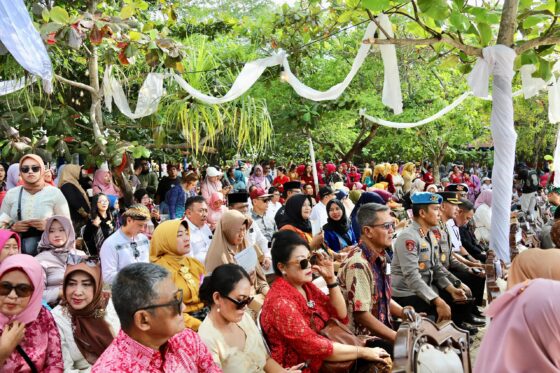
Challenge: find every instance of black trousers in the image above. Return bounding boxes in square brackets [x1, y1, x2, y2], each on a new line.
[393, 295, 436, 321]
[453, 269, 486, 307]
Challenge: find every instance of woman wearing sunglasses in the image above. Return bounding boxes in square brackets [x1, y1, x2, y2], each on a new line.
[0, 229, 20, 263]
[260, 231, 390, 372]
[0, 254, 63, 372]
[52, 257, 119, 372]
[0, 154, 70, 256]
[199, 264, 302, 373]
[322, 199, 357, 253]
[150, 219, 206, 331]
[35, 216, 86, 306]
[205, 210, 269, 313]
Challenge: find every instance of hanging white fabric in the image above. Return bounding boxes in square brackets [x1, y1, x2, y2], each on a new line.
[103, 66, 165, 119]
[0, 0, 53, 93]
[553, 125, 560, 186]
[0, 77, 35, 96]
[468, 45, 517, 264]
[103, 15, 403, 117]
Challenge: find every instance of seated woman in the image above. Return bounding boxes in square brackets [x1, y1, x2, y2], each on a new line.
[0, 254, 63, 371]
[82, 193, 115, 256]
[349, 192, 385, 241]
[279, 194, 324, 250]
[205, 210, 269, 313]
[58, 165, 91, 234]
[475, 279, 560, 372]
[260, 231, 390, 372]
[92, 169, 120, 198]
[199, 264, 303, 372]
[52, 258, 120, 372]
[507, 248, 560, 289]
[322, 200, 357, 253]
[207, 192, 227, 231]
[150, 219, 206, 331]
[133, 188, 160, 237]
[0, 229, 20, 263]
[35, 215, 85, 306]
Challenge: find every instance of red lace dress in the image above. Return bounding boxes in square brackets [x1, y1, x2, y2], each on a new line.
[260, 277, 348, 372]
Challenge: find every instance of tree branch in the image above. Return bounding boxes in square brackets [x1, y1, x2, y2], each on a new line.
[515, 35, 560, 55]
[145, 143, 218, 153]
[363, 36, 483, 57]
[55, 74, 97, 96]
[366, 9, 391, 39]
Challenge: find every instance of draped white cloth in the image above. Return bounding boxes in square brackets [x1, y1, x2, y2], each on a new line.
[0, 0, 53, 93]
[0, 77, 34, 96]
[103, 15, 403, 116]
[468, 45, 517, 264]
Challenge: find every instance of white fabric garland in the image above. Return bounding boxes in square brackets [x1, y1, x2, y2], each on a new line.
[468, 45, 517, 264]
[0, 0, 53, 93]
[104, 15, 403, 116]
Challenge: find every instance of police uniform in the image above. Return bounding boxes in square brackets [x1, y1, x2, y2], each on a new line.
[391, 193, 452, 313]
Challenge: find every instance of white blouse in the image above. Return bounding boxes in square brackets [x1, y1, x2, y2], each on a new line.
[0, 185, 70, 224]
[52, 299, 121, 373]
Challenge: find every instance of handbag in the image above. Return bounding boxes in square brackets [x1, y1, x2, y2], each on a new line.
[311, 313, 392, 373]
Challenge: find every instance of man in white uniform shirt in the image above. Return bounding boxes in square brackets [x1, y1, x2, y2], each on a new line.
[310, 186, 335, 234]
[100, 204, 151, 284]
[184, 195, 213, 263]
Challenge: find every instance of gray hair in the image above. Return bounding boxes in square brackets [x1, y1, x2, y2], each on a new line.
[112, 263, 170, 330]
[357, 203, 390, 230]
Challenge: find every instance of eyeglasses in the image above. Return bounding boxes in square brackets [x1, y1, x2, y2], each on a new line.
[224, 295, 254, 310]
[286, 254, 318, 270]
[0, 281, 34, 297]
[67, 254, 100, 266]
[135, 289, 183, 315]
[20, 165, 41, 174]
[369, 222, 396, 231]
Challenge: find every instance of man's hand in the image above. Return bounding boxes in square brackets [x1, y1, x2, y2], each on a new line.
[433, 297, 452, 323]
[460, 283, 472, 297]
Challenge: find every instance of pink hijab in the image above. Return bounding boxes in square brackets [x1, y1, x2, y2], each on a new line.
[0, 254, 45, 328]
[474, 190, 492, 209]
[474, 279, 560, 372]
[92, 169, 119, 196]
[207, 192, 226, 227]
[249, 165, 267, 189]
[0, 229, 20, 256]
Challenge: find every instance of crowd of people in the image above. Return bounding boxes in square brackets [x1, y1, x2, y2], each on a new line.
[0, 154, 558, 372]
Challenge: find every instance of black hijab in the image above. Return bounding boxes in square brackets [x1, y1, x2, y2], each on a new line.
[284, 194, 313, 233]
[323, 199, 352, 242]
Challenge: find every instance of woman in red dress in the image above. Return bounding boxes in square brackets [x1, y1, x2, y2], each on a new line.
[260, 231, 390, 372]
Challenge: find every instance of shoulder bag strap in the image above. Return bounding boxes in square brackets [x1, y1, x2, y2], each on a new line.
[16, 345, 38, 373]
[17, 186, 24, 221]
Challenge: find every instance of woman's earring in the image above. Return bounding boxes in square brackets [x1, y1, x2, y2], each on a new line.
[282, 272, 287, 276]
[217, 307, 220, 313]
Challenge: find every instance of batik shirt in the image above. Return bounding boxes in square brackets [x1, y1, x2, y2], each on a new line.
[338, 244, 392, 336]
[92, 329, 221, 373]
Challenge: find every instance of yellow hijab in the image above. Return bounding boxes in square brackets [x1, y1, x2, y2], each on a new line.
[150, 219, 205, 315]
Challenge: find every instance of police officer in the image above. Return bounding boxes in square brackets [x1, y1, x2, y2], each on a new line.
[392, 192, 466, 322]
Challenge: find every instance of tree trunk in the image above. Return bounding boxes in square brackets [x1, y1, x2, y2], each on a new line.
[341, 120, 379, 162]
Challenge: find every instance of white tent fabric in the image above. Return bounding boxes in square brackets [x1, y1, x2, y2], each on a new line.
[103, 15, 403, 116]
[0, 77, 33, 96]
[468, 45, 517, 264]
[0, 0, 53, 93]
[554, 125, 560, 186]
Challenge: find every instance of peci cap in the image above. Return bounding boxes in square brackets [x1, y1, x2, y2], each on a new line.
[410, 192, 443, 205]
[283, 181, 302, 192]
[227, 191, 249, 206]
[445, 183, 469, 193]
[319, 186, 335, 199]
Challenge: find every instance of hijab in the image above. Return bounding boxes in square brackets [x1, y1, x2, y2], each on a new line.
[475, 190, 493, 209]
[59, 164, 91, 208]
[62, 263, 114, 364]
[350, 192, 385, 240]
[93, 169, 119, 196]
[0, 254, 44, 328]
[37, 215, 76, 253]
[284, 194, 312, 233]
[0, 230, 20, 257]
[205, 210, 251, 274]
[249, 165, 266, 188]
[150, 220, 205, 305]
[475, 279, 560, 372]
[19, 154, 46, 194]
[507, 248, 560, 289]
[323, 199, 352, 242]
[6, 163, 20, 190]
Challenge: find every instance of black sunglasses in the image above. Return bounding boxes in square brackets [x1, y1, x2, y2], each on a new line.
[130, 242, 139, 259]
[225, 295, 254, 310]
[287, 254, 318, 270]
[0, 281, 34, 297]
[135, 289, 183, 315]
[20, 165, 41, 174]
[67, 254, 100, 266]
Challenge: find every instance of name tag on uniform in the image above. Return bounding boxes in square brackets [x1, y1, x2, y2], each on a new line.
[421, 242, 428, 248]
[386, 263, 391, 275]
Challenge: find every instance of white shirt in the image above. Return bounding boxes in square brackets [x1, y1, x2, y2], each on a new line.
[100, 229, 150, 284]
[446, 219, 462, 253]
[265, 201, 282, 222]
[186, 218, 213, 263]
[0, 185, 70, 224]
[310, 201, 329, 229]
